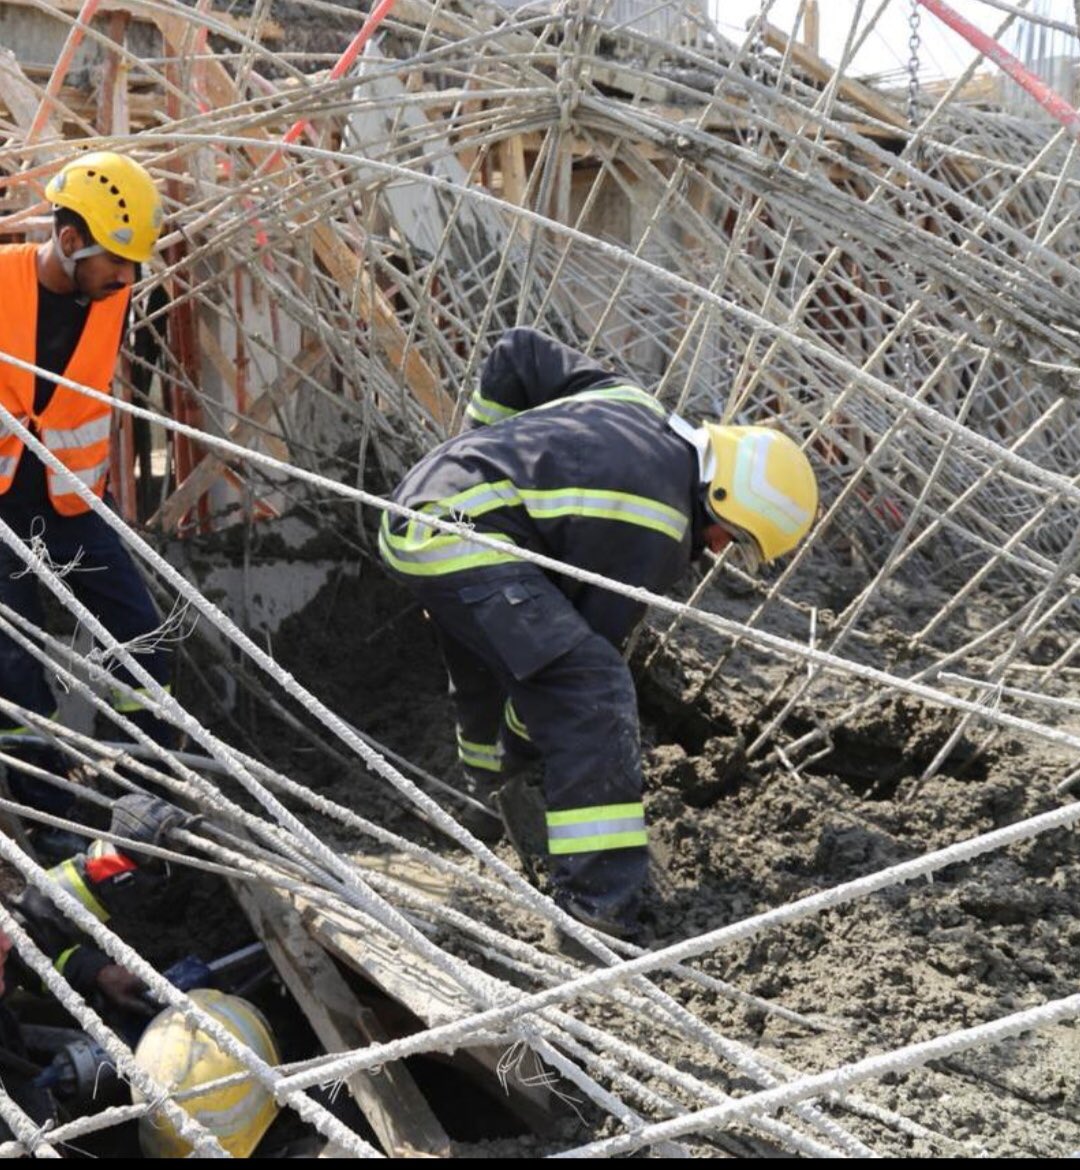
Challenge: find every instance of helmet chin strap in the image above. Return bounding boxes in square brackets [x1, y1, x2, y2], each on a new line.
[667, 412, 715, 482]
[54, 220, 105, 303]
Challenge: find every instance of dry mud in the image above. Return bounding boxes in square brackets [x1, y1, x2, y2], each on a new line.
[6, 542, 1075, 1156]
[263, 555, 1080, 1158]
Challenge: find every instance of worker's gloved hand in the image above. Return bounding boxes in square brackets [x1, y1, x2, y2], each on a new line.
[95, 964, 154, 1017]
[110, 794, 189, 848]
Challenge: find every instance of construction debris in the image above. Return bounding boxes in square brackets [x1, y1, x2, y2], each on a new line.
[0, 0, 1077, 1158]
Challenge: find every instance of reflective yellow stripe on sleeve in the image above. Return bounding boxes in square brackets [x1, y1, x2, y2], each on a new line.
[379, 472, 687, 578]
[49, 859, 110, 922]
[0, 712, 59, 737]
[534, 383, 667, 417]
[111, 683, 172, 715]
[378, 511, 520, 577]
[465, 392, 517, 426]
[546, 802, 647, 855]
[54, 945, 80, 976]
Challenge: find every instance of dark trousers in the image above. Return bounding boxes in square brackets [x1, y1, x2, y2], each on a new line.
[0, 498, 173, 810]
[388, 562, 648, 926]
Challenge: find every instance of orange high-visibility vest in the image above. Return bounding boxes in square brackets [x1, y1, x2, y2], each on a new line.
[0, 243, 127, 516]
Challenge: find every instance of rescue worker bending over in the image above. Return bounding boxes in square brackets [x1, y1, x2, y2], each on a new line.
[379, 327, 819, 940]
[10, 794, 189, 1015]
[0, 152, 175, 814]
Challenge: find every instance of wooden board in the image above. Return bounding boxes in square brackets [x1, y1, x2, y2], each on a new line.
[293, 853, 561, 1134]
[231, 878, 452, 1158]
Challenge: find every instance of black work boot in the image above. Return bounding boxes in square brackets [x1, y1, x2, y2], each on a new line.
[450, 770, 505, 843]
[493, 773, 547, 864]
[548, 896, 641, 964]
[557, 894, 640, 942]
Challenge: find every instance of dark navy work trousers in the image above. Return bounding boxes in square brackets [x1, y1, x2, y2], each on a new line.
[387, 561, 648, 928]
[0, 495, 173, 757]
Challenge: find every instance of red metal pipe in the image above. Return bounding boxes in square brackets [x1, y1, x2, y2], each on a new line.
[27, 0, 102, 145]
[257, 0, 401, 176]
[917, 0, 1080, 140]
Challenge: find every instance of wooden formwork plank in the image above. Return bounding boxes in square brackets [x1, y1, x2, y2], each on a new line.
[307, 220, 453, 428]
[232, 878, 452, 1158]
[292, 854, 560, 1135]
[498, 135, 529, 210]
[150, 8, 453, 432]
[0, 48, 60, 145]
[759, 20, 908, 132]
[296, 901, 560, 1134]
[151, 337, 326, 532]
[0, 0, 282, 41]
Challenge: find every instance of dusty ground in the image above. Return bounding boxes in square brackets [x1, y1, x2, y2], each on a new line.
[251, 542, 1080, 1158]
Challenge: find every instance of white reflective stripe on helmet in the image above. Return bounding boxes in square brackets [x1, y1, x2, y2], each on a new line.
[732, 432, 812, 533]
[190, 1094, 264, 1141]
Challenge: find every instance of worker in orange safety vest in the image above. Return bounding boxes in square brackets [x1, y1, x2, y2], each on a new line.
[0, 152, 176, 819]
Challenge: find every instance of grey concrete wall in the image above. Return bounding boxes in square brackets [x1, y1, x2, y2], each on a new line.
[0, 4, 160, 84]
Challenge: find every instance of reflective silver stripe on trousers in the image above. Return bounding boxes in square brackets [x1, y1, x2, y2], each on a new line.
[0, 455, 17, 478]
[42, 415, 112, 450]
[548, 815, 646, 842]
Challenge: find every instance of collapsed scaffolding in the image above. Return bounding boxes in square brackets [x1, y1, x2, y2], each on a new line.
[0, 0, 1078, 1157]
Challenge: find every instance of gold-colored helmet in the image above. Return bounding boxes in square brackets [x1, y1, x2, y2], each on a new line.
[45, 151, 163, 263]
[703, 424, 818, 563]
[132, 989, 280, 1159]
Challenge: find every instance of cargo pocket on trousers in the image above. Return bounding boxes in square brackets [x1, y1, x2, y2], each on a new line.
[459, 579, 591, 681]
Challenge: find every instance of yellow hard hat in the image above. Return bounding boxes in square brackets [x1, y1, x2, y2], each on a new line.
[45, 151, 163, 263]
[703, 424, 818, 563]
[132, 989, 280, 1159]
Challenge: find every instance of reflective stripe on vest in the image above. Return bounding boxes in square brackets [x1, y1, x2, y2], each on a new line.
[456, 727, 503, 773]
[47, 457, 111, 493]
[380, 477, 687, 577]
[41, 415, 113, 451]
[546, 802, 647, 855]
[0, 244, 125, 515]
[48, 858, 110, 921]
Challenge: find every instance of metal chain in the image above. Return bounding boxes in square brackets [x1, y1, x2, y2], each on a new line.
[745, 19, 766, 153]
[901, 0, 923, 402]
[906, 0, 922, 128]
